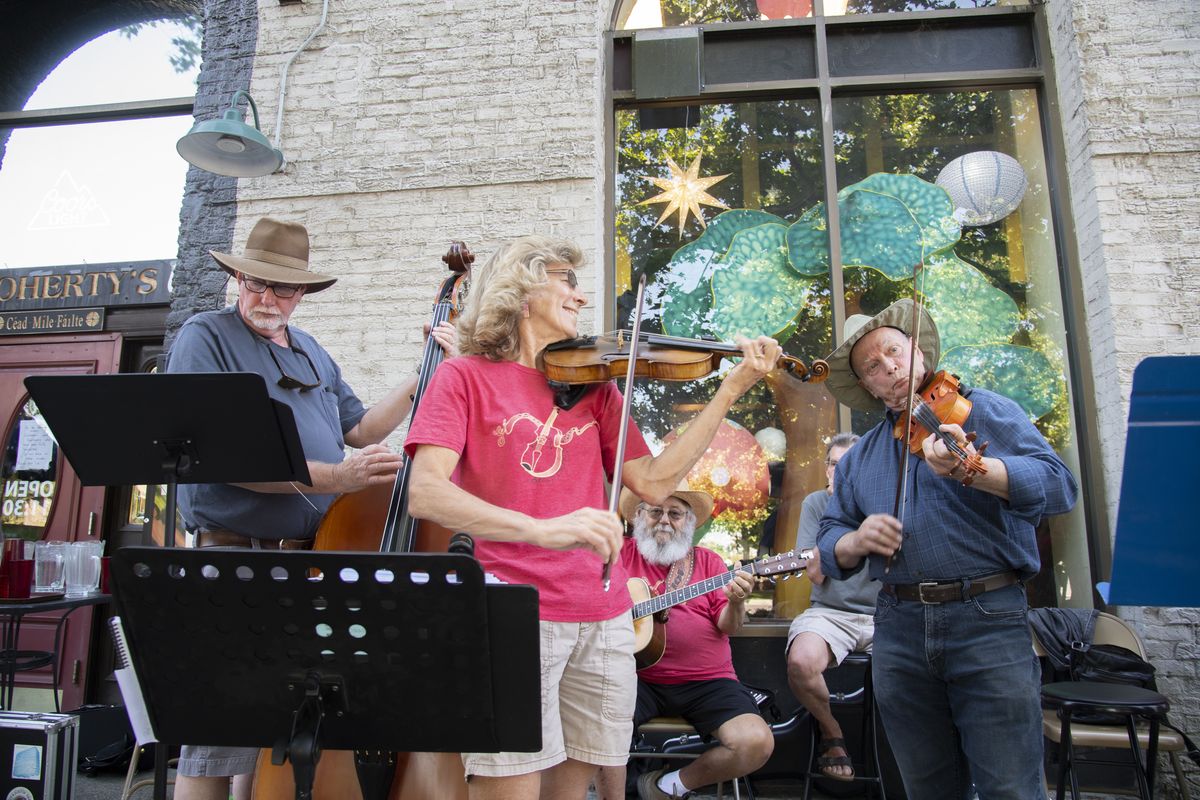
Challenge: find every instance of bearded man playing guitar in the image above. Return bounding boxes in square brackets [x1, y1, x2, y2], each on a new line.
[598, 483, 773, 800]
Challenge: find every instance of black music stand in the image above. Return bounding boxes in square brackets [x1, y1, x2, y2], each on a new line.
[23, 372, 311, 547]
[111, 547, 540, 800]
[24, 372, 312, 795]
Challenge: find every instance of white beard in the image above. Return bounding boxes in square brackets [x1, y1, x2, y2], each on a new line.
[633, 520, 695, 566]
[246, 307, 285, 335]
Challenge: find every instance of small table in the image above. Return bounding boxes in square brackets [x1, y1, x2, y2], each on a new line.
[0, 592, 112, 711]
[1042, 680, 1170, 800]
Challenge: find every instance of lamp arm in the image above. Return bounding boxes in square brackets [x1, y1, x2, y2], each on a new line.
[274, 0, 331, 152]
[229, 89, 262, 131]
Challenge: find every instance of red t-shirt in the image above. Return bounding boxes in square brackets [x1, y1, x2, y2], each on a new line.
[620, 540, 738, 684]
[404, 356, 651, 622]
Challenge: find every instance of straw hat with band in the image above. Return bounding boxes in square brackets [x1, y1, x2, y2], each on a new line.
[618, 479, 714, 529]
[211, 217, 337, 293]
[823, 298, 941, 413]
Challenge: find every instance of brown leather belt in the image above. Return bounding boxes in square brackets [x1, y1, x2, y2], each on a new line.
[882, 570, 1020, 604]
[194, 529, 314, 551]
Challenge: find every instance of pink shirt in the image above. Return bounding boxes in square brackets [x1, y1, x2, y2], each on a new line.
[621, 541, 738, 684]
[405, 356, 651, 622]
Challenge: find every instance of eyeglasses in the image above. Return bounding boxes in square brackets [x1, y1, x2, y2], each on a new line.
[640, 506, 689, 522]
[269, 344, 321, 392]
[546, 269, 578, 289]
[241, 275, 303, 299]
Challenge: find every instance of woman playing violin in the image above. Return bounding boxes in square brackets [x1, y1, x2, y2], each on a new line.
[404, 235, 781, 800]
[814, 299, 1078, 800]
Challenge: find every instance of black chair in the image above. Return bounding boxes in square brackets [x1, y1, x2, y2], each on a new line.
[1032, 611, 1193, 799]
[1042, 681, 1170, 800]
[801, 652, 887, 799]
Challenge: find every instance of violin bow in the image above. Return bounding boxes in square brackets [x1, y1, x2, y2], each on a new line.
[601, 273, 648, 591]
[887, 261, 926, 573]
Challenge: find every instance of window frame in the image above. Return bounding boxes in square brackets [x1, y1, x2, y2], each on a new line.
[604, 3, 1111, 601]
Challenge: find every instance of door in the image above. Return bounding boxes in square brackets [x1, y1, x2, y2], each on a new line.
[0, 332, 122, 710]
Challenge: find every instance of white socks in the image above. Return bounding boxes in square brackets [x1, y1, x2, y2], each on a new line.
[658, 769, 690, 796]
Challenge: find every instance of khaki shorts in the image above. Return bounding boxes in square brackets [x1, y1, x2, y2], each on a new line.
[786, 606, 874, 666]
[462, 613, 637, 778]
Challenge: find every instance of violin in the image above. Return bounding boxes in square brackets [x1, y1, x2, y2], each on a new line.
[892, 370, 989, 485]
[541, 331, 829, 385]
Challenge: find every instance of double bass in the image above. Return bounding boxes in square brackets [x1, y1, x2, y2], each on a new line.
[251, 243, 474, 800]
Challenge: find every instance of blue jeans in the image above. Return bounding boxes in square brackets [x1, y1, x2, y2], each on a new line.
[872, 583, 1045, 800]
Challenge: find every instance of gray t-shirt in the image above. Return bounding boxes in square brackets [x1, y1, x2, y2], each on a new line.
[798, 489, 877, 614]
[167, 306, 368, 540]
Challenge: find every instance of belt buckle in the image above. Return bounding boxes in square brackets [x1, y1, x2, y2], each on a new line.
[917, 581, 942, 604]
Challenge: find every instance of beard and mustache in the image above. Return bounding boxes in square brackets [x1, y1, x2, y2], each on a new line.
[245, 305, 286, 335]
[633, 517, 696, 566]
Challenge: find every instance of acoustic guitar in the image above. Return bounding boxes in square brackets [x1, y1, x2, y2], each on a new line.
[628, 549, 810, 670]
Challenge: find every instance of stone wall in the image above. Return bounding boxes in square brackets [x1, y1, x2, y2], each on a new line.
[225, 0, 610, 433]
[1047, 0, 1200, 794]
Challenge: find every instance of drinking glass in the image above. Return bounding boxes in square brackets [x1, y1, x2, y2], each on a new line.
[33, 540, 66, 593]
[64, 541, 102, 597]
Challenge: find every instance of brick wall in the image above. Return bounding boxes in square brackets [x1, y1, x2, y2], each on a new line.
[1047, 0, 1200, 794]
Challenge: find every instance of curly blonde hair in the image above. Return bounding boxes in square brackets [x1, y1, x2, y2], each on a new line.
[457, 235, 584, 361]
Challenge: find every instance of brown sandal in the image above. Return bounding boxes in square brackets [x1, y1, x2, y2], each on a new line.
[817, 737, 855, 782]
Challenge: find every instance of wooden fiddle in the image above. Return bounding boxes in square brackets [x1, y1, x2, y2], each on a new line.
[892, 370, 989, 485]
[541, 330, 829, 385]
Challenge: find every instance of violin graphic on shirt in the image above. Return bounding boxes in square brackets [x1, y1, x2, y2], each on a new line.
[628, 549, 809, 669]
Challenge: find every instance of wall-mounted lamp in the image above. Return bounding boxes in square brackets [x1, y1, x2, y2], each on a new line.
[935, 151, 1028, 227]
[176, 89, 285, 178]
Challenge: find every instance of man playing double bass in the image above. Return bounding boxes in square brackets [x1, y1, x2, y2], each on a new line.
[815, 299, 1078, 799]
[404, 234, 781, 800]
[166, 217, 456, 800]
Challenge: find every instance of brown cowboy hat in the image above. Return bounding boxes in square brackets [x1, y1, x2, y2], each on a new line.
[618, 479, 714, 528]
[824, 298, 941, 413]
[210, 217, 337, 293]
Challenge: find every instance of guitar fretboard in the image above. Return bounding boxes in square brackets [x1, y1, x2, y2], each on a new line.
[633, 569, 737, 620]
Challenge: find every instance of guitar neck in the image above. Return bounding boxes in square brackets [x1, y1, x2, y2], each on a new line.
[633, 569, 736, 620]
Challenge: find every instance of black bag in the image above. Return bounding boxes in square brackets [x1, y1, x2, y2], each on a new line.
[1068, 641, 1156, 688]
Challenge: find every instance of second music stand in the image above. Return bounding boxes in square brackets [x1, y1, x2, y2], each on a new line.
[111, 547, 540, 800]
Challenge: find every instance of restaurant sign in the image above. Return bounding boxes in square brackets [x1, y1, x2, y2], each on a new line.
[0, 308, 104, 335]
[0, 259, 172, 312]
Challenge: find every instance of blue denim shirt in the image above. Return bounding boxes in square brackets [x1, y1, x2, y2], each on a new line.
[816, 388, 1077, 584]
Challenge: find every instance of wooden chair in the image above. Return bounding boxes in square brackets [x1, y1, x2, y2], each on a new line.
[1032, 611, 1192, 799]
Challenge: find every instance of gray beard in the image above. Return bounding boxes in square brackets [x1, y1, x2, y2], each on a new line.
[633, 522, 695, 566]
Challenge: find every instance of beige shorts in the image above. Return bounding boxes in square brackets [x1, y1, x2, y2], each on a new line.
[462, 613, 637, 779]
[786, 606, 874, 666]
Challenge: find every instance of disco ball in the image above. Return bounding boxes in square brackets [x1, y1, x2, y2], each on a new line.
[935, 151, 1028, 227]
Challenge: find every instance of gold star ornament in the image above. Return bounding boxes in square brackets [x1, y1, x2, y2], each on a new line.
[639, 154, 731, 238]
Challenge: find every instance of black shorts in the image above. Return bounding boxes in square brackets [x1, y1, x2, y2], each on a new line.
[635, 678, 761, 739]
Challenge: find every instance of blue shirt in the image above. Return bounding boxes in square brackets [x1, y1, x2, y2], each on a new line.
[167, 306, 368, 539]
[817, 388, 1077, 584]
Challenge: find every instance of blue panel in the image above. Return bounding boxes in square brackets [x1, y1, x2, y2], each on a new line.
[1109, 355, 1200, 606]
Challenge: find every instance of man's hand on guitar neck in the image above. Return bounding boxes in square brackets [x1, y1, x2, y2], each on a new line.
[718, 568, 755, 635]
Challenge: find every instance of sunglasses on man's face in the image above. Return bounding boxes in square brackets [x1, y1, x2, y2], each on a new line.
[242, 275, 304, 299]
[546, 269, 578, 289]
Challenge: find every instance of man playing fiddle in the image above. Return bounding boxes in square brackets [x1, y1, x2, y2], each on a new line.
[815, 299, 1077, 800]
[404, 234, 781, 800]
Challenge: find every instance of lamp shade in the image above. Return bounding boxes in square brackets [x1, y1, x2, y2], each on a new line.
[176, 92, 284, 178]
[935, 151, 1028, 227]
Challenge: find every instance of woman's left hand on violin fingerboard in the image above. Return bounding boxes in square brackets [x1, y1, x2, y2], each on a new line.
[723, 335, 783, 394]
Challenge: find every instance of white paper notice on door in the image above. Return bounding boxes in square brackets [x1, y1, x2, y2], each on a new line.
[14, 418, 54, 472]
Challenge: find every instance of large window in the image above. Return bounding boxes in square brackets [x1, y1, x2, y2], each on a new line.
[0, 19, 198, 269]
[611, 4, 1090, 619]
